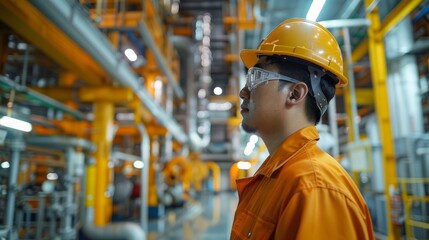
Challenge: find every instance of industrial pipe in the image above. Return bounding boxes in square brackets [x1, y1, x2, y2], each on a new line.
[29, 0, 188, 143]
[4, 132, 25, 239]
[83, 208, 145, 240]
[63, 147, 75, 236]
[26, 136, 96, 152]
[83, 157, 146, 240]
[138, 20, 184, 99]
[172, 36, 210, 150]
[137, 124, 150, 233]
[0, 75, 84, 120]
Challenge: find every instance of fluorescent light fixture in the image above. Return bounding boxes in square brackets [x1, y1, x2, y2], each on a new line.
[0, 116, 32, 132]
[306, 0, 326, 21]
[124, 48, 138, 62]
[207, 102, 232, 111]
[237, 161, 251, 170]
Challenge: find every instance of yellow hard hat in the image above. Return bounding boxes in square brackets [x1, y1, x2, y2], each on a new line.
[240, 18, 348, 86]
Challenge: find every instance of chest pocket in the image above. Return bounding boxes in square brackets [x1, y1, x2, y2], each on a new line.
[231, 211, 275, 240]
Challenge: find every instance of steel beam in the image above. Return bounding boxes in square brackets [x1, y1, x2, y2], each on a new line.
[365, 0, 400, 239]
[380, 0, 422, 38]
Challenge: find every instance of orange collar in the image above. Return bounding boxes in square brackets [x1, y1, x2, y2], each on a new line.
[255, 126, 320, 177]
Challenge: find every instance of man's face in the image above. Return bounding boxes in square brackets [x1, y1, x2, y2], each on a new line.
[239, 57, 292, 134]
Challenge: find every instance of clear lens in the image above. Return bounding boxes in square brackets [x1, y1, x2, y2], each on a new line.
[246, 67, 300, 91]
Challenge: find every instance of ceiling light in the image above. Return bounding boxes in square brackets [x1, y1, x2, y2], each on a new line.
[1, 161, 10, 169]
[133, 160, 144, 169]
[124, 48, 138, 62]
[306, 0, 326, 21]
[237, 161, 251, 170]
[213, 87, 223, 95]
[0, 116, 32, 132]
[47, 172, 58, 180]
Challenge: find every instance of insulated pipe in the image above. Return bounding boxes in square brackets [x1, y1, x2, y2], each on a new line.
[26, 136, 96, 152]
[83, 208, 145, 240]
[64, 147, 75, 236]
[4, 132, 25, 239]
[29, 0, 187, 143]
[171, 36, 210, 150]
[328, 97, 339, 158]
[138, 20, 184, 99]
[343, 27, 360, 142]
[138, 124, 150, 233]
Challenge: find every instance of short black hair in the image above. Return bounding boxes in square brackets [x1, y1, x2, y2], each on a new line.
[262, 55, 338, 125]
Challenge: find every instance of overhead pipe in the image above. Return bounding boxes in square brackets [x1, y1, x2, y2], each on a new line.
[0, 75, 85, 120]
[29, 0, 188, 143]
[26, 136, 96, 152]
[171, 36, 210, 150]
[138, 20, 184, 99]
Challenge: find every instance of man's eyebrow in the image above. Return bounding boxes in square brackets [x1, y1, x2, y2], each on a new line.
[254, 63, 264, 68]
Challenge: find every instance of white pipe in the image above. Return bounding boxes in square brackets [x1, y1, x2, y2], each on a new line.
[26, 136, 96, 152]
[64, 148, 75, 235]
[342, 27, 360, 142]
[172, 36, 210, 150]
[328, 97, 339, 157]
[137, 124, 150, 233]
[4, 132, 24, 239]
[83, 208, 145, 240]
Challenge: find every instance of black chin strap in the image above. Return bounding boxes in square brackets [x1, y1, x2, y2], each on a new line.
[308, 66, 328, 120]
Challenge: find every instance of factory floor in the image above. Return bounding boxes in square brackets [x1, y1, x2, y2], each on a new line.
[148, 191, 238, 240]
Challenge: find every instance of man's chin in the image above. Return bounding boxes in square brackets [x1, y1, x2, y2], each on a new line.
[241, 122, 256, 133]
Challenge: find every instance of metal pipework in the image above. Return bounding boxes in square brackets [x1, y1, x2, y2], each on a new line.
[138, 20, 184, 99]
[110, 131, 149, 233]
[83, 156, 146, 240]
[29, 0, 188, 143]
[138, 124, 150, 233]
[4, 132, 25, 239]
[83, 208, 145, 240]
[26, 136, 96, 152]
[63, 147, 75, 237]
[172, 36, 210, 151]
[0, 75, 85, 120]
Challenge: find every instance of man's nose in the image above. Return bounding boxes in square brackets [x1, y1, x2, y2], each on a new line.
[239, 86, 250, 99]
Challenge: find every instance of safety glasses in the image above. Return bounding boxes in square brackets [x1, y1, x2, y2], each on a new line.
[246, 67, 300, 91]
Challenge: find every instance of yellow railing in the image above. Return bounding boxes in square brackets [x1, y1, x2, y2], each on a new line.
[398, 178, 429, 240]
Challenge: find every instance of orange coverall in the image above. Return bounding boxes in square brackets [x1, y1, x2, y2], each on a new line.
[230, 126, 375, 239]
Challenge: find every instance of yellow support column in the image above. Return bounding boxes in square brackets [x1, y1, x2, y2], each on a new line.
[365, 0, 399, 239]
[92, 101, 115, 226]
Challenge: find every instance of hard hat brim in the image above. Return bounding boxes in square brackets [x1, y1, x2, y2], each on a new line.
[240, 49, 348, 87]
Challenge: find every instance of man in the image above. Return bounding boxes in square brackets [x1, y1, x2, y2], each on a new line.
[230, 18, 375, 239]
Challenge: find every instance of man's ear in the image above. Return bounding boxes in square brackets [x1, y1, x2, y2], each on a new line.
[287, 82, 308, 104]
